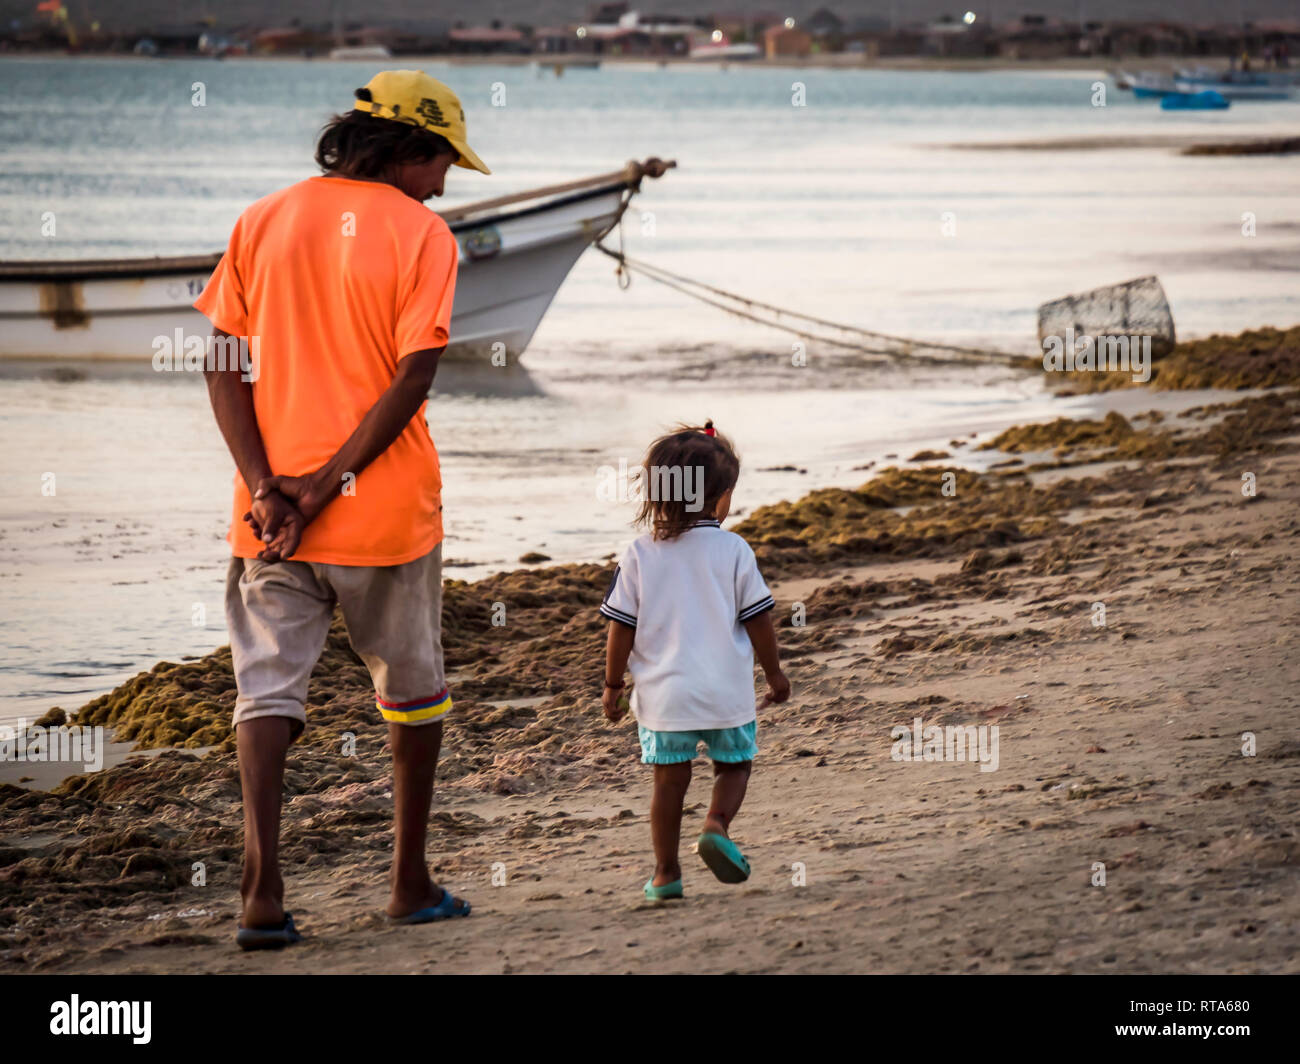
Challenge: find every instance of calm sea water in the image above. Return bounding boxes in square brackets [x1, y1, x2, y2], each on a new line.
[2, 57, 1298, 719]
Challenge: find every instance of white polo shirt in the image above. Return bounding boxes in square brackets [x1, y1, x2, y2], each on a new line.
[599, 520, 775, 732]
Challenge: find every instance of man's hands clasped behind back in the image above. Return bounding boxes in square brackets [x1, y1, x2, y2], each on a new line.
[243, 473, 330, 563]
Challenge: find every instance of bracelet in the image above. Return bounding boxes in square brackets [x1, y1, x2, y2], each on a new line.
[603, 680, 625, 690]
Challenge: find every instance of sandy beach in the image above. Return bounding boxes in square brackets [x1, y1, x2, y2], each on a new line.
[2, 327, 1297, 974]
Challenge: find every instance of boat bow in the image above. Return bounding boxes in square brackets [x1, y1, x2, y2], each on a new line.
[0, 158, 676, 363]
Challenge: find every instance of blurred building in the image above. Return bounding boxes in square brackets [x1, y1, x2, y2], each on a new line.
[922, 15, 994, 58]
[448, 25, 529, 54]
[533, 25, 576, 53]
[570, 8, 697, 56]
[711, 9, 782, 44]
[254, 26, 321, 54]
[764, 24, 811, 58]
[805, 7, 844, 46]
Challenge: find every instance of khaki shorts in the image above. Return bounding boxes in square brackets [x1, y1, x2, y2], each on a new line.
[225, 544, 450, 734]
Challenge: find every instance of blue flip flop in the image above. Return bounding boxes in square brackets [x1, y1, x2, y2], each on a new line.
[697, 832, 751, 883]
[388, 889, 471, 924]
[236, 911, 303, 951]
[643, 878, 684, 901]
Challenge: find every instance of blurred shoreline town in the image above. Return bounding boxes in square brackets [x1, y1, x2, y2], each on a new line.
[3, 2, 1298, 67]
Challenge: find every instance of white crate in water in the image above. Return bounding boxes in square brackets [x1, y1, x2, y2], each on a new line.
[1037, 275, 1176, 358]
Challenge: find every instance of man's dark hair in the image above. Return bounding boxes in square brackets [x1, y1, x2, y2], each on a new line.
[315, 96, 457, 179]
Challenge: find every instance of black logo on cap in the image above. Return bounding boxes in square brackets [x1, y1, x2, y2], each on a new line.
[416, 98, 449, 128]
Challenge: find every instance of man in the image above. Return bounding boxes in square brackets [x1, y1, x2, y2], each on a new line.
[197, 71, 489, 950]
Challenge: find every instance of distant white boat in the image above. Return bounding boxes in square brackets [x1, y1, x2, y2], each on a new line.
[1178, 64, 1300, 86]
[686, 32, 759, 61]
[328, 45, 392, 60]
[1119, 65, 1295, 101]
[1117, 70, 1180, 97]
[1174, 65, 1296, 100]
[687, 41, 761, 61]
[0, 159, 675, 363]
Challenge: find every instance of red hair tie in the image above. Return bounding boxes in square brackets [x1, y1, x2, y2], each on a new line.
[703, 420, 716, 437]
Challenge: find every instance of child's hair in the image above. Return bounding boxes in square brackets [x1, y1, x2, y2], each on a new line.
[635, 420, 740, 540]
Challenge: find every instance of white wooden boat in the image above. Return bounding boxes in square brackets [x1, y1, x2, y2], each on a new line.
[0, 158, 674, 363]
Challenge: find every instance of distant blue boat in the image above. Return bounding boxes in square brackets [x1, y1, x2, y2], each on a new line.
[1160, 90, 1231, 111]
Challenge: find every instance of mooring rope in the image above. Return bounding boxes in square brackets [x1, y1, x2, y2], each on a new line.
[594, 240, 1038, 370]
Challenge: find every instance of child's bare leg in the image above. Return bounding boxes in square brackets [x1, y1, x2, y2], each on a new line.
[650, 761, 692, 886]
[702, 760, 751, 838]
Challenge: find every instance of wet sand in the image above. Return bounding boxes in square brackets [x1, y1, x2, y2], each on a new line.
[2, 329, 1298, 974]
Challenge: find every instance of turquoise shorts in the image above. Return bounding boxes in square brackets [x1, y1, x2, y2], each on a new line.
[637, 720, 758, 765]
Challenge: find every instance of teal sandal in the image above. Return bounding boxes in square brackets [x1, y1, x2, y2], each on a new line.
[697, 833, 751, 883]
[643, 878, 684, 901]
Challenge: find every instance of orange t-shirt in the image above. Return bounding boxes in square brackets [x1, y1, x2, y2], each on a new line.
[195, 176, 458, 566]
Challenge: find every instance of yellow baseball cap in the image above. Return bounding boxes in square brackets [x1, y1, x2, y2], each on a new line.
[352, 70, 490, 175]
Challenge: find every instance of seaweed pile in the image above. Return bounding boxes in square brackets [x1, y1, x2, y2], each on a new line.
[979, 392, 1300, 467]
[977, 411, 1141, 456]
[1182, 137, 1300, 157]
[1053, 324, 1300, 393]
[733, 465, 1071, 574]
[70, 563, 616, 759]
[0, 745, 492, 944]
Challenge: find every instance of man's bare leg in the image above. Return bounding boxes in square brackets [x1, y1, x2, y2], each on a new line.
[387, 719, 465, 917]
[237, 716, 294, 928]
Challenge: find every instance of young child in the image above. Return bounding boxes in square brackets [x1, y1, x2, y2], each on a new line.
[600, 421, 791, 900]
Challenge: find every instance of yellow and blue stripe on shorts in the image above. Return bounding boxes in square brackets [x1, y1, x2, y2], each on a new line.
[376, 687, 452, 724]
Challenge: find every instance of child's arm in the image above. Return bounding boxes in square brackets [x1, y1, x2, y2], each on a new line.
[743, 612, 791, 707]
[602, 621, 635, 722]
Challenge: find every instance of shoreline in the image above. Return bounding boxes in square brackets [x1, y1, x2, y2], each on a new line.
[938, 133, 1300, 153]
[0, 348, 1282, 736]
[0, 51, 1156, 74]
[2, 326, 1296, 737]
[2, 323, 1298, 973]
